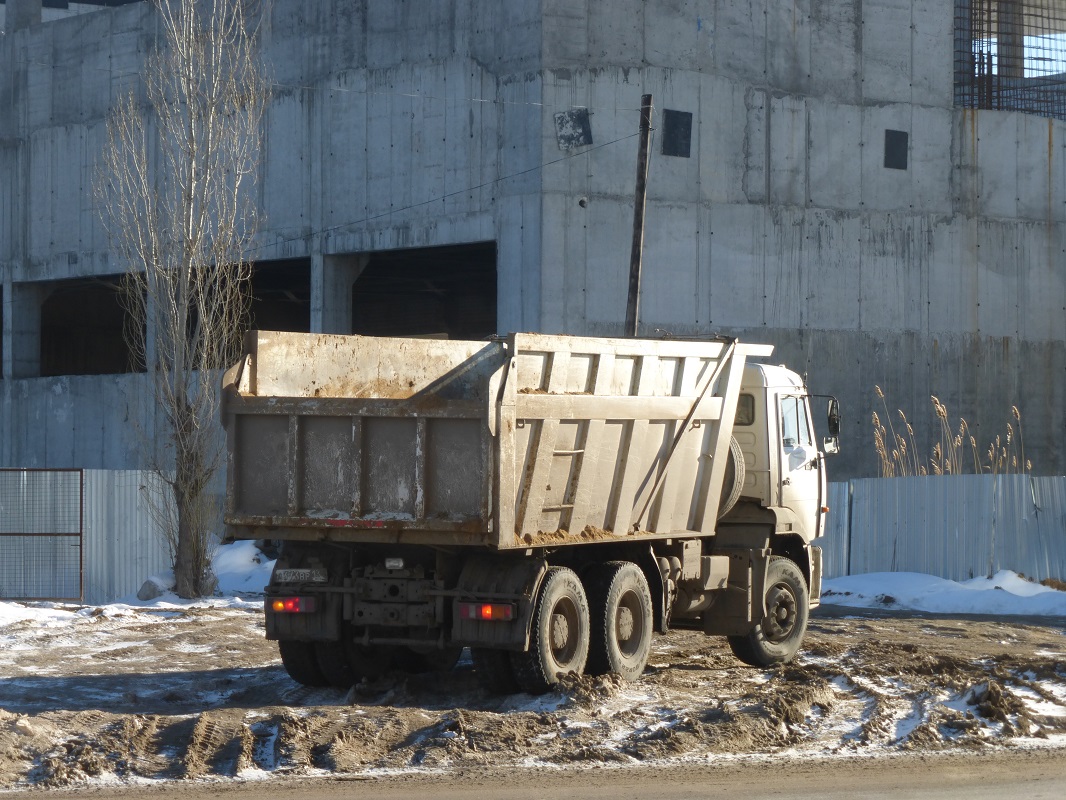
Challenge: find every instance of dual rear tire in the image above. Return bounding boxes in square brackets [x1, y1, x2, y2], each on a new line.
[476, 562, 654, 695]
[278, 636, 458, 689]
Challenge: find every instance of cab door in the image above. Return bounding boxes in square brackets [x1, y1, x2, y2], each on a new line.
[778, 394, 824, 541]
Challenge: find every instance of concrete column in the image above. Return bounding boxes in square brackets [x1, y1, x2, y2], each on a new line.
[9, 282, 44, 378]
[7, 0, 42, 32]
[1, 277, 10, 380]
[0, 279, 9, 467]
[310, 253, 368, 334]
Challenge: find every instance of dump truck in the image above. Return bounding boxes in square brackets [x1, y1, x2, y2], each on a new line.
[221, 330, 840, 693]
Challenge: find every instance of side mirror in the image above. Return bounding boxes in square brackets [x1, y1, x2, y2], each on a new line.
[827, 397, 841, 436]
[824, 397, 841, 455]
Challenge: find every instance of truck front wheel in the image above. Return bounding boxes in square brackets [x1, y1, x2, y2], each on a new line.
[510, 567, 590, 694]
[585, 561, 653, 682]
[727, 556, 809, 667]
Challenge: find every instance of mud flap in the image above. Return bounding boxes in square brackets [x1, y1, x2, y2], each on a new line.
[451, 556, 548, 650]
[701, 548, 770, 636]
[808, 545, 823, 608]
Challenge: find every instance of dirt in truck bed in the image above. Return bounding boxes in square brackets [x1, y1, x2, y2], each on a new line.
[1, 603, 1065, 788]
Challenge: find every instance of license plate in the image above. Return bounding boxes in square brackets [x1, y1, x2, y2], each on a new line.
[274, 568, 328, 584]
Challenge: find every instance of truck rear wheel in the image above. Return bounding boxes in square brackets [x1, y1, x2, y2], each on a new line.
[727, 556, 809, 667]
[344, 640, 395, 681]
[315, 641, 356, 688]
[278, 640, 329, 687]
[585, 561, 653, 682]
[510, 567, 590, 694]
[314, 639, 396, 688]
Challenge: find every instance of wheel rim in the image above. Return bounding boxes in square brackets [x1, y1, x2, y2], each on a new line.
[548, 596, 581, 668]
[615, 589, 646, 658]
[762, 582, 798, 643]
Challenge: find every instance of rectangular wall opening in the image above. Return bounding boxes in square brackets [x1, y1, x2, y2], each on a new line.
[351, 241, 497, 339]
[40, 276, 142, 377]
[249, 258, 311, 332]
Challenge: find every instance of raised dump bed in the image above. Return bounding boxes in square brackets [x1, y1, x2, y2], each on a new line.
[222, 331, 771, 548]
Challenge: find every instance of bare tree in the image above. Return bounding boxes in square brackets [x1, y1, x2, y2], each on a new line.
[96, 0, 269, 597]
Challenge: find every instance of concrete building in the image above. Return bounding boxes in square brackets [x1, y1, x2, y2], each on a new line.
[1, 0, 1064, 481]
[0, 1, 138, 33]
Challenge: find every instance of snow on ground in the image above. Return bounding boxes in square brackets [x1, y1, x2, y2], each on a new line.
[821, 570, 1066, 616]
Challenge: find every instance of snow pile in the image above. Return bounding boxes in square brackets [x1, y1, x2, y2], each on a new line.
[822, 570, 1066, 616]
[212, 539, 275, 597]
[124, 539, 273, 609]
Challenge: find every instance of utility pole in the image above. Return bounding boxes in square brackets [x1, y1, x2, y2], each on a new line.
[625, 94, 653, 337]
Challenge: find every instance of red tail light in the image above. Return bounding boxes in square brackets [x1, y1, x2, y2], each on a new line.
[458, 601, 514, 621]
[270, 596, 317, 614]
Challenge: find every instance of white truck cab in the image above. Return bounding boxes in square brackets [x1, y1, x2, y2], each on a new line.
[736, 364, 836, 544]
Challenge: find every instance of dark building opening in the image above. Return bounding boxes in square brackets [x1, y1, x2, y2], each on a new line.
[884, 129, 909, 170]
[249, 258, 311, 332]
[661, 109, 693, 158]
[351, 242, 497, 339]
[40, 276, 140, 376]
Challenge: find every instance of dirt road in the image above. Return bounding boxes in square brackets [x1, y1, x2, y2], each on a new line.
[1, 602, 1064, 789]
[40, 749, 1066, 800]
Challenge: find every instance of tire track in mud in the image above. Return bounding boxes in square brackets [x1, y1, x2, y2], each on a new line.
[181, 711, 253, 778]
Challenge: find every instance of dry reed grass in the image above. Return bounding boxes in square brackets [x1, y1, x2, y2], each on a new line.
[872, 387, 1031, 477]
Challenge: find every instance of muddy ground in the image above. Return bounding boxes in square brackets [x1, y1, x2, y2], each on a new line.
[1, 603, 1064, 789]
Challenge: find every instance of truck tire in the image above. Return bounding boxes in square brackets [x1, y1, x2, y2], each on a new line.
[471, 648, 521, 695]
[717, 436, 747, 519]
[344, 640, 395, 681]
[278, 640, 329, 687]
[584, 562, 653, 682]
[727, 556, 809, 667]
[315, 639, 395, 688]
[510, 567, 590, 694]
[315, 640, 356, 688]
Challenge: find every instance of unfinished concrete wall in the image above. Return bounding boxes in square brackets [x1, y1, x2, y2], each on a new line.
[0, 0, 546, 470]
[1, 0, 1063, 481]
[534, 0, 1065, 478]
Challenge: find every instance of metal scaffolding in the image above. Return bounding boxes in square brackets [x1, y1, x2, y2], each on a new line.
[955, 0, 1066, 119]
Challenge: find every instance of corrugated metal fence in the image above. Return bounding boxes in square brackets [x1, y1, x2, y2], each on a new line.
[822, 475, 1066, 581]
[0, 469, 83, 601]
[82, 470, 173, 605]
[5, 470, 1063, 601]
[0, 469, 172, 605]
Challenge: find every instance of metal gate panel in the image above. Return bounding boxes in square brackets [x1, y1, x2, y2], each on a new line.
[0, 469, 83, 602]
